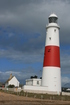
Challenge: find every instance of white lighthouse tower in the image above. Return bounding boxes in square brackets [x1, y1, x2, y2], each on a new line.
[42, 13, 61, 93]
[23, 13, 61, 94]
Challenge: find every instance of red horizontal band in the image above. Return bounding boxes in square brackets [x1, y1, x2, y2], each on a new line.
[43, 46, 60, 67]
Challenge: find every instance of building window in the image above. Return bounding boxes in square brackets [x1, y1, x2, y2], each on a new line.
[37, 81, 39, 84]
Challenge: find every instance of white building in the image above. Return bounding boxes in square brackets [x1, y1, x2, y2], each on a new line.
[26, 79, 41, 86]
[5, 74, 19, 88]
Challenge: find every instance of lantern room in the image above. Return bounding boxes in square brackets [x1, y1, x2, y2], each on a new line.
[48, 13, 58, 23]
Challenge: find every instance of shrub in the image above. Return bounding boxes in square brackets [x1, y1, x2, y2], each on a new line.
[8, 85, 15, 88]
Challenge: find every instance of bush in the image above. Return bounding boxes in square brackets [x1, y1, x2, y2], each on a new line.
[8, 85, 15, 88]
[30, 75, 38, 79]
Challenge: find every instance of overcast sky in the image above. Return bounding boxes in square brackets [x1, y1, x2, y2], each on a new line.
[0, 0, 70, 86]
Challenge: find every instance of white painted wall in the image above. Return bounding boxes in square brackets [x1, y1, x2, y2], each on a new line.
[26, 79, 33, 85]
[8, 76, 19, 87]
[42, 14, 61, 93]
[46, 23, 60, 47]
[26, 79, 41, 86]
[42, 67, 61, 92]
[23, 85, 48, 91]
[23, 85, 60, 95]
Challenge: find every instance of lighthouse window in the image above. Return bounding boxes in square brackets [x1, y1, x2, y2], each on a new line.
[49, 37, 51, 40]
[54, 29, 56, 32]
[48, 49, 51, 52]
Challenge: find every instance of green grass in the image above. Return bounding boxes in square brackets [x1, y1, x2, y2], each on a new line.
[0, 89, 70, 101]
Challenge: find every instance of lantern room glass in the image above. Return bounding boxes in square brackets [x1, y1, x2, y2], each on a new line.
[49, 17, 58, 23]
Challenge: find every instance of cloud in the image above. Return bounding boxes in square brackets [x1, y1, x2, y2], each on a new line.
[0, 48, 44, 64]
[0, 0, 69, 55]
[0, 0, 70, 52]
[61, 76, 70, 86]
[0, 0, 69, 51]
[60, 47, 70, 74]
[0, 69, 69, 86]
[0, 0, 70, 85]
[0, 63, 42, 83]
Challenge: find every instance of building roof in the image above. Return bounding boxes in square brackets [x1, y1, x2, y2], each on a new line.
[49, 13, 58, 18]
[26, 78, 41, 82]
[5, 74, 14, 83]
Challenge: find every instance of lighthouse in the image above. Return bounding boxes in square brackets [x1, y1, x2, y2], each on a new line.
[42, 13, 61, 93]
[23, 13, 61, 94]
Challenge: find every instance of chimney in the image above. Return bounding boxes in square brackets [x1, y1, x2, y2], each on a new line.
[9, 74, 13, 79]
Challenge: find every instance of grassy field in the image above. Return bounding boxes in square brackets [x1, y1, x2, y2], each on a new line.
[0, 91, 70, 105]
[0, 89, 70, 101]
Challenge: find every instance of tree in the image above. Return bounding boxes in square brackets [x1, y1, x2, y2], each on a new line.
[30, 76, 34, 79]
[8, 85, 15, 88]
[40, 77, 42, 79]
[34, 75, 37, 78]
[30, 75, 38, 79]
